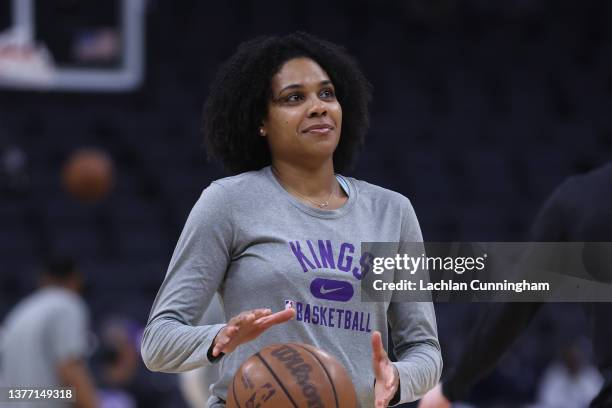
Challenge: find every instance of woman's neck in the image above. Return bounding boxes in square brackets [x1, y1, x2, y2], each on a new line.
[271, 159, 339, 199]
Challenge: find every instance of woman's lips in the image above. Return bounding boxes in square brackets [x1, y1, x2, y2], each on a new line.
[302, 124, 334, 134]
[305, 127, 333, 134]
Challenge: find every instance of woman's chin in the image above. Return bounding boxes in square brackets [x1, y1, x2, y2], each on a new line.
[302, 132, 339, 148]
[307, 141, 339, 158]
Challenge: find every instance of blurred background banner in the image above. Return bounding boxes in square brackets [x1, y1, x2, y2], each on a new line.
[0, 0, 610, 407]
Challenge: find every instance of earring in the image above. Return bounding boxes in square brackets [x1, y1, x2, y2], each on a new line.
[259, 128, 266, 136]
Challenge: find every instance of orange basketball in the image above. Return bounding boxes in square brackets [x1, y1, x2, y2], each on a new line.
[62, 148, 114, 201]
[227, 343, 357, 408]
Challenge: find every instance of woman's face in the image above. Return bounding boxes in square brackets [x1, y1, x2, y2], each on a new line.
[262, 57, 342, 166]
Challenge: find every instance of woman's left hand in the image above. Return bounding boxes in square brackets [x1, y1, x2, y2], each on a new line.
[371, 330, 400, 408]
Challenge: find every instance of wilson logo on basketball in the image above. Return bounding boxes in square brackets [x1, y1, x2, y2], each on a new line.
[227, 343, 357, 408]
[270, 345, 324, 408]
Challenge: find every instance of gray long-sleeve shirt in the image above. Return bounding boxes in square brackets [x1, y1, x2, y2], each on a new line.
[141, 166, 442, 407]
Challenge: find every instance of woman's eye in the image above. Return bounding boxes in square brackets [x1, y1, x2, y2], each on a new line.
[285, 93, 303, 102]
[320, 88, 335, 99]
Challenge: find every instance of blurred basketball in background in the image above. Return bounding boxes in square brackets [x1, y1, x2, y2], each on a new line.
[62, 148, 114, 201]
[227, 343, 357, 408]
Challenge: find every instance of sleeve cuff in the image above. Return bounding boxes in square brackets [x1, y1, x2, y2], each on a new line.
[388, 362, 403, 406]
[204, 324, 226, 364]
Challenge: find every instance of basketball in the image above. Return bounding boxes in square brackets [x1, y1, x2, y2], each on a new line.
[62, 148, 114, 201]
[227, 343, 357, 408]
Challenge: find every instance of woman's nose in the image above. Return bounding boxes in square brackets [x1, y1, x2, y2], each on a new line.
[307, 96, 327, 117]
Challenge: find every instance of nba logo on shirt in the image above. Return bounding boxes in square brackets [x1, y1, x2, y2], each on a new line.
[284, 299, 295, 310]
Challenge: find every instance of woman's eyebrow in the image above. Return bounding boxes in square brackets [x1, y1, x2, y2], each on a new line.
[278, 80, 333, 94]
[278, 84, 302, 94]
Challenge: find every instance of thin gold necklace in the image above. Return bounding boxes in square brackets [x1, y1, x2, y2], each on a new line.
[272, 167, 337, 209]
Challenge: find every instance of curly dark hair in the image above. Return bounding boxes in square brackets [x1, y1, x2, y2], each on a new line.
[202, 32, 372, 174]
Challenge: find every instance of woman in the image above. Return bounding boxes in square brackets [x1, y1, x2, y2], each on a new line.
[141, 32, 442, 407]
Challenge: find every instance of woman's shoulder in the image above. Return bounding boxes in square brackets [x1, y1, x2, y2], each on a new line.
[203, 168, 270, 197]
[188, 169, 270, 224]
[213, 168, 267, 187]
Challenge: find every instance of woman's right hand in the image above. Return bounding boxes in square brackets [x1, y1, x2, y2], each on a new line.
[211, 307, 296, 357]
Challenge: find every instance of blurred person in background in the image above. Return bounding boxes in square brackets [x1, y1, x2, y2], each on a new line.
[0, 256, 98, 408]
[94, 316, 176, 408]
[96, 318, 139, 408]
[535, 342, 603, 408]
[419, 162, 612, 408]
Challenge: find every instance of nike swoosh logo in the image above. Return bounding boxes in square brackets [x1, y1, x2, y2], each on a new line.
[310, 278, 354, 302]
[320, 286, 343, 294]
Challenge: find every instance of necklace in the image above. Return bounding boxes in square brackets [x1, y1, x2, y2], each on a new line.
[272, 167, 337, 209]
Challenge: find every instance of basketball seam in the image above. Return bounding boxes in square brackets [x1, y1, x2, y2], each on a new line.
[255, 351, 298, 408]
[231, 371, 241, 408]
[293, 344, 340, 408]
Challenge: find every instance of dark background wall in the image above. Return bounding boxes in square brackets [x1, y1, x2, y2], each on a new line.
[1, 0, 610, 406]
